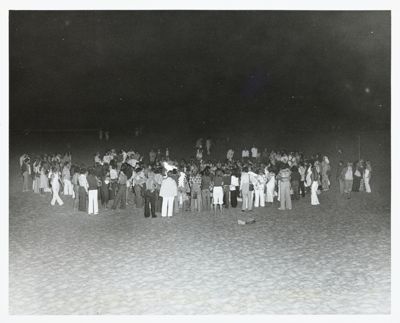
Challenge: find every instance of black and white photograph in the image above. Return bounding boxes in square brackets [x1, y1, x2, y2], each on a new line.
[3, 0, 400, 321]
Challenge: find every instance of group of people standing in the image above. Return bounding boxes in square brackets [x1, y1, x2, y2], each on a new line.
[19, 144, 373, 218]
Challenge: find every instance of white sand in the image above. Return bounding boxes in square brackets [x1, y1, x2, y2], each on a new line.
[9, 183, 390, 314]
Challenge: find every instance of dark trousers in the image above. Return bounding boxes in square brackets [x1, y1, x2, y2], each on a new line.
[223, 186, 230, 208]
[291, 181, 300, 200]
[144, 190, 156, 217]
[352, 176, 361, 192]
[100, 183, 109, 207]
[299, 181, 305, 197]
[230, 187, 238, 207]
[112, 184, 126, 209]
[155, 189, 162, 213]
[78, 186, 87, 212]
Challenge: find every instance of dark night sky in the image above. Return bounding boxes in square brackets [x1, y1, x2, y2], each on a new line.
[9, 11, 390, 133]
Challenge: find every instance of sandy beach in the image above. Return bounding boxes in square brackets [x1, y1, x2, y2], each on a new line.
[9, 175, 390, 314]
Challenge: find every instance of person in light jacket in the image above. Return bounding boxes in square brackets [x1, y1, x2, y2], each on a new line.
[364, 160, 372, 193]
[159, 171, 178, 217]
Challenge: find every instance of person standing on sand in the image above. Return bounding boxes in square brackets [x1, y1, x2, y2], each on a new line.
[21, 157, 30, 192]
[310, 164, 320, 206]
[336, 161, 345, 194]
[265, 167, 276, 204]
[160, 171, 178, 217]
[62, 162, 74, 197]
[277, 164, 292, 210]
[71, 165, 80, 211]
[363, 160, 372, 193]
[112, 166, 128, 210]
[78, 167, 89, 212]
[344, 162, 353, 199]
[87, 167, 99, 215]
[50, 166, 64, 206]
[240, 166, 252, 212]
[321, 156, 331, 191]
[212, 168, 224, 215]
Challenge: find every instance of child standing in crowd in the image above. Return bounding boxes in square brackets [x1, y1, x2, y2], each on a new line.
[87, 167, 99, 215]
[50, 166, 64, 206]
[160, 171, 178, 217]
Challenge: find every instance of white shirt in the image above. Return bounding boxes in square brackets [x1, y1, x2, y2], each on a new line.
[230, 175, 239, 190]
[242, 150, 249, 157]
[251, 147, 258, 158]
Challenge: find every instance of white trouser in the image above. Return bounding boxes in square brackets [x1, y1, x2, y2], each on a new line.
[88, 190, 99, 214]
[364, 177, 371, 193]
[162, 197, 174, 217]
[311, 181, 320, 205]
[212, 187, 223, 205]
[51, 187, 64, 206]
[266, 182, 275, 202]
[63, 179, 74, 196]
[254, 188, 265, 207]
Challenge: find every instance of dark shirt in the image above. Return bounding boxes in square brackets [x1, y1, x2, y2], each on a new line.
[201, 175, 211, 190]
[291, 171, 301, 183]
[213, 176, 224, 187]
[87, 174, 98, 190]
[222, 175, 231, 186]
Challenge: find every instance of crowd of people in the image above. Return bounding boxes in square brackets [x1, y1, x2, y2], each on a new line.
[18, 140, 373, 218]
